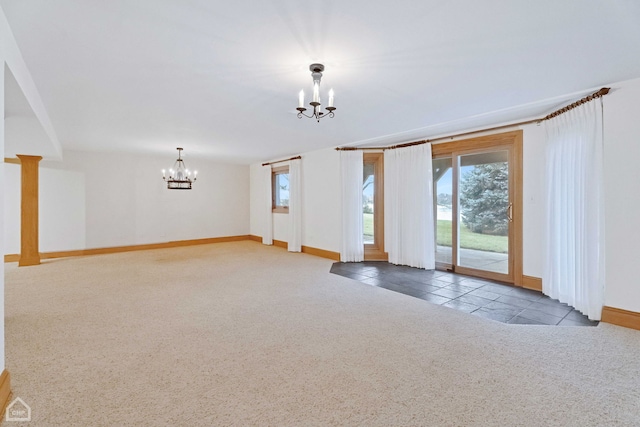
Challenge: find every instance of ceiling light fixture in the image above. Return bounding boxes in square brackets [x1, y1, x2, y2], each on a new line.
[162, 147, 197, 190]
[296, 63, 336, 122]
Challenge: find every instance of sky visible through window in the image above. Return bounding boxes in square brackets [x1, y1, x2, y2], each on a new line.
[439, 168, 453, 196]
[363, 175, 374, 199]
[277, 173, 289, 206]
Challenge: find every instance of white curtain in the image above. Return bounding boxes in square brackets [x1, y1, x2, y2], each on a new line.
[543, 100, 605, 320]
[288, 159, 302, 252]
[384, 144, 435, 269]
[340, 150, 364, 262]
[262, 165, 273, 245]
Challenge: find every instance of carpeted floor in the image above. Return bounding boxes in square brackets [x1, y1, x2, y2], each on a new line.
[4, 241, 640, 426]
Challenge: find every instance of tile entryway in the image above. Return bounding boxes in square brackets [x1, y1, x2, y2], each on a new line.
[330, 262, 598, 326]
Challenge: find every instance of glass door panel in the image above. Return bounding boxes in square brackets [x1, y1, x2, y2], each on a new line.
[433, 158, 453, 267]
[457, 151, 510, 274]
[363, 162, 375, 245]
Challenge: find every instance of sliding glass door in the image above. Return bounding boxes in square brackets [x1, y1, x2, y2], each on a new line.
[432, 132, 522, 284]
[457, 151, 510, 275]
[433, 158, 453, 266]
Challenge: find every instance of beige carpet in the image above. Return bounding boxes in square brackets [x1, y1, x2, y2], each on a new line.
[4, 241, 640, 426]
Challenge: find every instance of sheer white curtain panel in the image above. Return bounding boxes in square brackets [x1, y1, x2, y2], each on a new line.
[340, 150, 364, 262]
[262, 165, 273, 245]
[543, 100, 605, 320]
[384, 144, 435, 269]
[288, 159, 302, 252]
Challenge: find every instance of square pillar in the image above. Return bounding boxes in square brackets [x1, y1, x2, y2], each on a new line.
[16, 155, 42, 267]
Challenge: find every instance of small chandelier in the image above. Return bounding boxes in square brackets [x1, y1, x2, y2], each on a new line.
[296, 63, 336, 122]
[162, 147, 197, 190]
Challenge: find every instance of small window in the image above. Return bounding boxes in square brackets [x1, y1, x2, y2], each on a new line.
[272, 166, 290, 213]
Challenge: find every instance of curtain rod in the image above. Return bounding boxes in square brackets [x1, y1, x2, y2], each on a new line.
[335, 87, 610, 151]
[262, 155, 302, 166]
[539, 87, 609, 121]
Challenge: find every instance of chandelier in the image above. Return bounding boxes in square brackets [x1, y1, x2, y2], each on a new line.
[296, 63, 336, 122]
[162, 147, 197, 190]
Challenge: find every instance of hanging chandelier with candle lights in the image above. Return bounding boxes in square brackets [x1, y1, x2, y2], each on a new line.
[162, 147, 197, 190]
[296, 63, 336, 122]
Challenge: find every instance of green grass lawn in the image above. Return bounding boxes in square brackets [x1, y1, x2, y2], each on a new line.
[364, 215, 506, 254]
[364, 213, 374, 240]
[437, 219, 507, 253]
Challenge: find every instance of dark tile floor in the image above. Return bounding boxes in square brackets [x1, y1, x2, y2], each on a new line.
[330, 261, 598, 326]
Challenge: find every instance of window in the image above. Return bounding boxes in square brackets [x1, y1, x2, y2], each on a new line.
[272, 166, 289, 213]
[363, 153, 386, 260]
[363, 162, 375, 244]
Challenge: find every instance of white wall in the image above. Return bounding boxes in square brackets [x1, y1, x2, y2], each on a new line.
[249, 163, 265, 239]
[0, 50, 6, 373]
[602, 78, 640, 312]
[521, 124, 545, 277]
[39, 167, 86, 251]
[517, 76, 640, 312]
[300, 148, 341, 252]
[249, 76, 640, 313]
[249, 148, 341, 253]
[1, 8, 61, 160]
[4, 150, 250, 253]
[273, 213, 289, 243]
[1, 4, 63, 373]
[4, 164, 19, 255]
[4, 163, 87, 254]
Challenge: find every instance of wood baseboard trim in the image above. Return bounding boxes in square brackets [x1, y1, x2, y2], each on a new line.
[6, 235, 342, 263]
[364, 249, 389, 262]
[522, 275, 542, 291]
[4, 254, 19, 263]
[302, 245, 340, 261]
[248, 235, 340, 261]
[273, 239, 288, 249]
[5, 235, 251, 262]
[601, 306, 640, 330]
[0, 370, 11, 415]
[18, 256, 41, 267]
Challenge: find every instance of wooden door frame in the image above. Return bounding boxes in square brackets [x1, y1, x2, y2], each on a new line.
[432, 131, 523, 286]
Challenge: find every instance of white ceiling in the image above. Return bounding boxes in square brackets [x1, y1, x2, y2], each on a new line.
[3, 0, 640, 164]
[4, 65, 61, 158]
